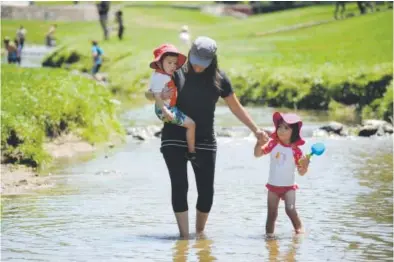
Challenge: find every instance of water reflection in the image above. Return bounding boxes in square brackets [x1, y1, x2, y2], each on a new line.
[193, 239, 216, 262]
[354, 152, 393, 224]
[173, 240, 189, 262]
[172, 238, 217, 262]
[265, 235, 303, 262]
[349, 151, 393, 260]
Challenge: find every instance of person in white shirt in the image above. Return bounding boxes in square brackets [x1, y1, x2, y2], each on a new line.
[148, 43, 197, 163]
[254, 112, 310, 238]
[16, 26, 26, 49]
[179, 25, 191, 48]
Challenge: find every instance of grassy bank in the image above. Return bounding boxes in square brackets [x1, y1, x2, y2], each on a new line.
[1, 66, 125, 167]
[2, 4, 392, 120]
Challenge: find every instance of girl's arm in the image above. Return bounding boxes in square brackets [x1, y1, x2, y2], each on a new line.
[224, 93, 269, 142]
[293, 147, 310, 176]
[254, 139, 276, 158]
[254, 139, 266, 157]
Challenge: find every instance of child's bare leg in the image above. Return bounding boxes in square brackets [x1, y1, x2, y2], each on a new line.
[284, 190, 303, 233]
[266, 191, 280, 235]
[182, 117, 196, 153]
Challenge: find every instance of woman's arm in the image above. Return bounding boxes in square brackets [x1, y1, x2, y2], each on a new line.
[224, 93, 269, 141]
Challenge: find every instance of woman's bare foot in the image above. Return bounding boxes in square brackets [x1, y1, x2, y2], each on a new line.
[265, 233, 276, 240]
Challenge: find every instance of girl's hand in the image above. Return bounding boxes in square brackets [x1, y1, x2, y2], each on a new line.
[299, 156, 310, 168]
[298, 156, 310, 176]
[298, 166, 308, 176]
[160, 87, 174, 100]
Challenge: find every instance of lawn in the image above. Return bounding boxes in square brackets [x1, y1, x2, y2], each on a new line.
[1, 65, 124, 167]
[2, 3, 392, 107]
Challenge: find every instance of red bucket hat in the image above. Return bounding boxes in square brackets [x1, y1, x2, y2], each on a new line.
[272, 112, 305, 146]
[149, 44, 187, 70]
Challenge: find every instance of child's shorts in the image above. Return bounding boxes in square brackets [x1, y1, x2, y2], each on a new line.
[266, 184, 299, 200]
[155, 105, 186, 126]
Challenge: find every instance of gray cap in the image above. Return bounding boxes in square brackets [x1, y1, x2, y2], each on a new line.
[189, 36, 217, 68]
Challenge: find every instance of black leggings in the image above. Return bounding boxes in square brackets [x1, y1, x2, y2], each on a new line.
[161, 146, 216, 213]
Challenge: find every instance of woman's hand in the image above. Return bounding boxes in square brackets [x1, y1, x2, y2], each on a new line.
[254, 129, 269, 144]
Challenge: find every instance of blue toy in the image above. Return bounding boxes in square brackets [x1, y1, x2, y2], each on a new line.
[306, 143, 326, 159]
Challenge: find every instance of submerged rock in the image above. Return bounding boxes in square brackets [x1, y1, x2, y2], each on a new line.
[358, 119, 393, 137]
[126, 126, 162, 141]
[319, 122, 346, 136]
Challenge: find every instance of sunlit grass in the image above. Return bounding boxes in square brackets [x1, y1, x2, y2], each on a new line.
[1, 65, 125, 167]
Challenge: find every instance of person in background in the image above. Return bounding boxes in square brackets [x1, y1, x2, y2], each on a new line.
[97, 1, 110, 40]
[91, 40, 104, 78]
[46, 24, 57, 47]
[3, 37, 18, 64]
[14, 38, 22, 65]
[179, 25, 191, 48]
[115, 10, 125, 40]
[16, 25, 27, 49]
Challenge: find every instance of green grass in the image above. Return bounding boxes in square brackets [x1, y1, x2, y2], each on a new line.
[1, 3, 392, 110]
[1, 65, 125, 167]
[1, 20, 98, 47]
[33, 1, 75, 6]
[219, 8, 393, 69]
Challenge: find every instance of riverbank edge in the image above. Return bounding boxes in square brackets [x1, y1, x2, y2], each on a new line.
[1, 133, 123, 196]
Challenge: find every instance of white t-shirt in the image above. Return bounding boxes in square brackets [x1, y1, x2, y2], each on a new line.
[263, 139, 303, 186]
[179, 32, 191, 47]
[148, 72, 172, 106]
[16, 28, 26, 39]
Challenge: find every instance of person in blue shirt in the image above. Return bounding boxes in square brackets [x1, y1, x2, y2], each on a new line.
[91, 40, 103, 77]
[3, 37, 18, 64]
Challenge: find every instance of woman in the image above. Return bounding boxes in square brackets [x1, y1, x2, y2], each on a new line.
[146, 36, 269, 239]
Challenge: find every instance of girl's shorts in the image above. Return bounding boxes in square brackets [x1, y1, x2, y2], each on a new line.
[266, 184, 299, 200]
[155, 105, 186, 126]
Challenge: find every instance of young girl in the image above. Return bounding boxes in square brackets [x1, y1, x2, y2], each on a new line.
[148, 43, 197, 162]
[254, 112, 310, 238]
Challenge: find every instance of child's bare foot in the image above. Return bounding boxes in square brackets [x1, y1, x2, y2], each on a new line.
[196, 231, 207, 240]
[265, 233, 276, 240]
[295, 227, 304, 234]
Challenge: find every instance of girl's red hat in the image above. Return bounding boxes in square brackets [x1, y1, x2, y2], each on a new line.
[272, 112, 305, 146]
